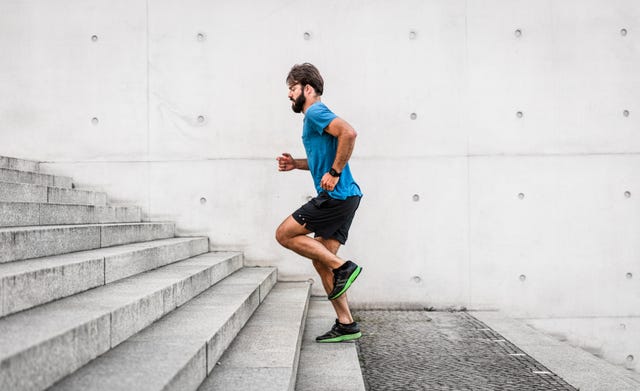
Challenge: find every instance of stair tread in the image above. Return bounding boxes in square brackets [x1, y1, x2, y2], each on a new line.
[0, 252, 242, 358]
[48, 267, 277, 391]
[0, 221, 173, 233]
[294, 298, 367, 391]
[0, 167, 73, 187]
[0, 237, 207, 276]
[0, 179, 95, 192]
[198, 281, 311, 391]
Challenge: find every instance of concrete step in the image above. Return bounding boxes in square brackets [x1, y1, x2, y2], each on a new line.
[0, 202, 141, 227]
[0, 167, 73, 188]
[0, 156, 39, 173]
[0, 181, 107, 205]
[0, 237, 209, 316]
[48, 267, 277, 391]
[0, 252, 244, 391]
[198, 281, 311, 391]
[0, 222, 175, 264]
[295, 298, 366, 391]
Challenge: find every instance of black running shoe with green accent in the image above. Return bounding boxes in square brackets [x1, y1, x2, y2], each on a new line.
[328, 260, 362, 300]
[316, 319, 362, 343]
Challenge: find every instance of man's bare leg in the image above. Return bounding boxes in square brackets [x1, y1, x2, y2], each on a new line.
[275, 216, 345, 270]
[312, 237, 354, 325]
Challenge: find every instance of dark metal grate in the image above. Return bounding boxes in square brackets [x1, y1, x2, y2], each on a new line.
[354, 311, 578, 391]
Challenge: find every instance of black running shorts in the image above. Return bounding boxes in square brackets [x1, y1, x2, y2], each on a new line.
[292, 192, 361, 245]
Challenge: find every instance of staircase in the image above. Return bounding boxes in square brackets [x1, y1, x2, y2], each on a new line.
[0, 155, 319, 391]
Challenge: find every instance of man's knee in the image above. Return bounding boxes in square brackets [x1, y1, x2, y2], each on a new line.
[275, 224, 290, 248]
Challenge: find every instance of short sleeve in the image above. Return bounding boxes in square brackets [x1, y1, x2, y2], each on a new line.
[306, 103, 337, 135]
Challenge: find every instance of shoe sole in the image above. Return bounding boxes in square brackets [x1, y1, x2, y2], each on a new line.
[328, 265, 362, 300]
[316, 331, 362, 343]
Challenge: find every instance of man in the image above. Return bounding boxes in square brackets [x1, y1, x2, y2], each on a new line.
[275, 63, 363, 343]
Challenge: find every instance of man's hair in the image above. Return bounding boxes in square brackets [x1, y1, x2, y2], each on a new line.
[286, 63, 324, 95]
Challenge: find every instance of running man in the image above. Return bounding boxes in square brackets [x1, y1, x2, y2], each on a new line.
[275, 63, 363, 343]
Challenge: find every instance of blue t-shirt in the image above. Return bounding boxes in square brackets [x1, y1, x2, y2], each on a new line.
[302, 102, 362, 200]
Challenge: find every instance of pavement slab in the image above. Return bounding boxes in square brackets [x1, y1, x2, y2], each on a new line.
[354, 310, 578, 391]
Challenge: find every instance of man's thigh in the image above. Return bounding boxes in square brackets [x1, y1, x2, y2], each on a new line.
[276, 215, 312, 240]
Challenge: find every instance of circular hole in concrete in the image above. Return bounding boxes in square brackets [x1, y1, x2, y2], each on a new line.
[412, 194, 420, 202]
[200, 197, 207, 205]
[625, 191, 632, 198]
[516, 111, 524, 118]
[197, 115, 205, 123]
[409, 30, 417, 40]
[412, 276, 422, 283]
[621, 28, 628, 37]
[623, 110, 630, 117]
[91, 117, 99, 125]
[197, 33, 205, 41]
[410, 113, 417, 120]
[515, 29, 522, 37]
[91, 35, 98, 42]
[519, 274, 527, 281]
[303, 32, 311, 40]
[518, 193, 525, 200]
[627, 355, 634, 362]
[627, 272, 633, 279]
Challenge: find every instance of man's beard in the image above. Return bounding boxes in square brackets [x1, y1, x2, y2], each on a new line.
[291, 93, 306, 113]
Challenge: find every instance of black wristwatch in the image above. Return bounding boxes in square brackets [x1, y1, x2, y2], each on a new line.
[329, 168, 342, 177]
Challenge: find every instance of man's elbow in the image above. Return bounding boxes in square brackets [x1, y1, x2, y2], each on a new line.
[346, 127, 358, 141]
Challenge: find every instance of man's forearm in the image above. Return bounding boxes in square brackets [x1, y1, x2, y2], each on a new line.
[332, 132, 356, 172]
[295, 159, 309, 170]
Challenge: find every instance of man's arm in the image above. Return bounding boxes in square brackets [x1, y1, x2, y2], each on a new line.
[319, 117, 357, 191]
[277, 153, 309, 171]
[324, 118, 357, 173]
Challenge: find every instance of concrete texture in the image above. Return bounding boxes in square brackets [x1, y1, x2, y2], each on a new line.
[0, 181, 47, 203]
[0, 237, 209, 316]
[0, 252, 242, 391]
[0, 157, 39, 172]
[0, 202, 142, 227]
[100, 222, 175, 247]
[0, 202, 39, 227]
[104, 236, 208, 282]
[40, 204, 141, 225]
[49, 267, 276, 391]
[296, 298, 366, 391]
[0, 224, 102, 263]
[0, 222, 177, 263]
[0, 252, 104, 316]
[0, 167, 72, 188]
[199, 282, 311, 391]
[48, 186, 107, 206]
[472, 311, 640, 391]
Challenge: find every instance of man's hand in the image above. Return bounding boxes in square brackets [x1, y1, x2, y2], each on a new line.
[277, 153, 296, 171]
[320, 172, 339, 192]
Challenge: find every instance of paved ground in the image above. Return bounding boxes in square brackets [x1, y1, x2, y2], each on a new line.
[354, 311, 578, 391]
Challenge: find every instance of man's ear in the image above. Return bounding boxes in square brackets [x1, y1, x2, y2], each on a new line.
[303, 84, 314, 97]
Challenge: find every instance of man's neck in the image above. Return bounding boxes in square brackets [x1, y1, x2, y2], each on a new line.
[302, 97, 321, 114]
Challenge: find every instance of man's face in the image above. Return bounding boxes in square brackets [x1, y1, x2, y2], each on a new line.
[288, 83, 305, 113]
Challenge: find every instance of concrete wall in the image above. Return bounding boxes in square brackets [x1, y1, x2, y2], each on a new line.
[1, 0, 638, 369]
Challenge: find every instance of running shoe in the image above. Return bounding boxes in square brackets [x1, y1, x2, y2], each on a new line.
[316, 319, 362, 343]
[328, 260, 362, 300]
